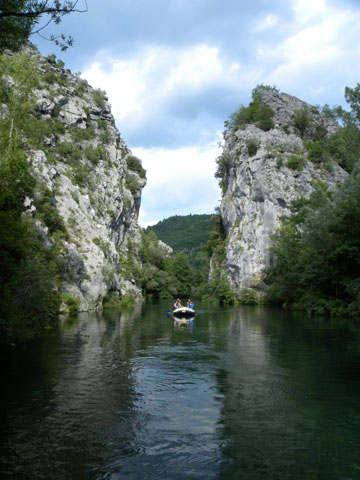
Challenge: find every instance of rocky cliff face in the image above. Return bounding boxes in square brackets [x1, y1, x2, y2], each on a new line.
[215, 89, 347, 301]
[8, 47, 146, 310]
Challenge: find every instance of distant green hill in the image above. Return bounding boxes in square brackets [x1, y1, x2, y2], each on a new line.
[146, 214, 215, 254]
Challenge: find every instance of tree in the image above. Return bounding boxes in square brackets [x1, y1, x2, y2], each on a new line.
[293, 108, 312, 138]
[225, 85, 275, 132]
[170, 253, 193, 297]
[0, 51, 62, 345]
[266, 168, 360, 317]
[0, 0, 88, 52]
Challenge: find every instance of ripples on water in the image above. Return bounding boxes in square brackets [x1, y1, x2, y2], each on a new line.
[1, 302, 360, 479]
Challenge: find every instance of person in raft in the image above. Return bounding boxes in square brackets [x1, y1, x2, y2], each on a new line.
[174, 298, 182, 309]
[186, 299, 194, 309]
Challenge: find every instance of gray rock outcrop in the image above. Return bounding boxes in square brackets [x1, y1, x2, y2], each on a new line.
[6, 46, 147, 310]
[215, 89, 347, 301]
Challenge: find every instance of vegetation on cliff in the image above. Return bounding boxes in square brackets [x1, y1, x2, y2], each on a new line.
[264, 85, 360, 316]
[267, 167, 360, 317]
[213, 84, 360, 313]
[0, 47, 147, 344]
[224, 85, 276, 132]
[0, 52, 63, 344]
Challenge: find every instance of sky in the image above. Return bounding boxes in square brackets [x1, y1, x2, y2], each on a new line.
[34, 0, 360, 226]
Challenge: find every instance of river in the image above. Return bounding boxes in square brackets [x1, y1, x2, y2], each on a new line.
[1, 301, 360, 479]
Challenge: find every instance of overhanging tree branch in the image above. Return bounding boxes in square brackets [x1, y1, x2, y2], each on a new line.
[0, 0, 88, 52]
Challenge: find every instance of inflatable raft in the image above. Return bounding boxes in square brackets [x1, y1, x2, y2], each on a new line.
[173, 306, 195, 318]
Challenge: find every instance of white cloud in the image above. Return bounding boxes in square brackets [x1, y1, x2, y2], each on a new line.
[82, 44, 250, 132]
[257, 0, 360, 100]
[78, 0, 360, 226]
[293, 0, 326, 25]
[255, 14, 279, 31]
[133, 139, 222, 226]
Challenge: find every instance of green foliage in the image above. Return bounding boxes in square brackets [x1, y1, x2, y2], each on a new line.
[303, 139, 323, 163]
[266, 165, 360, 317]
[84, 145, 108, 165]
[33, 185, 68, 237]
[0, 2, 34, 52]
[56, 141, 82, 163]
[0, 1, 81, 52]
[62, 293, 80, 316]
[202, 268, 234, 304]
[47, 53, 57, 64]
[102, 292, 136, 310]
[286, 154, 306, 170]
[125, 174, 141, 195]
[56, 59, 65, 69]
[225, 86, 275, 132]
[300, 85, 360, 173]
[71, 125, 96, 141]
[0, 51, 71, 344]
[246, 137, 260, 156]
[237, 288, 258, 305]
[139, 230, 200, 299]
[126, 155, 146, 178]
[215, 153, 232, 194]
[138, 231, 175, 299]
[203, 212, 227, 264]
[146, 214, 215, 257]
[93, 237, 110, 257]
[170, 253, 193, 297]
[0, 140, 61, 345]
[91, 88, 107, 108]
[43, 71, 58, 85]
[72, 165, 91, 187]
[198, 212, 234, 304]
[74, 79, 88, 96]
[293, 108, 312, 138]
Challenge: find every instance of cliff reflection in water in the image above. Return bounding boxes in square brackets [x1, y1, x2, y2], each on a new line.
[1, 302, 360, 479]
[215, 307, 360, 479]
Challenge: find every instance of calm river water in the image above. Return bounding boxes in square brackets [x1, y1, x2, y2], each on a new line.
[1, 301, 360, 479]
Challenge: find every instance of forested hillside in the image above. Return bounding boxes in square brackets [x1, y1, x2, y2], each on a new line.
[146, 214, 214, 253]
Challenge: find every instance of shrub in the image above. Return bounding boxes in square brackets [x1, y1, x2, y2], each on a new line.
[91, 88, 107, 108]
[246, 138, 260, 156]
[126, 155, 146, 178]
[33, 186, 68, 238]
[71, 125, 96, 141]
[43, 71, 57, 84]
[74, 79, 88, 96]
[62, 293, 80, 316]
[125, 175, 141, 194]
[225, 86, 275, 132]
[102, 292, 135, 310]
[293, 108, 312, 138]
[47, 54, 56, 64]
[72, 165, 91, 187]
[286, 154, 306, 170]
[84, 145, 108, 165]
[303, 139, 323, 163]
[215, 153, 232, 194]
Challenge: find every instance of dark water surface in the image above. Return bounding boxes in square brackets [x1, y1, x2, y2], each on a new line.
[1, 302, 360, 479]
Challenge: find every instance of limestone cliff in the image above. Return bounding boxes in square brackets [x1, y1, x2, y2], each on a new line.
[3, 46, 146, 310]
[215, 88, 347, 301]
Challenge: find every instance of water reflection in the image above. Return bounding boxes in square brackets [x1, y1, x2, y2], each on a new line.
[1, 302, 360, 479]
[215, 307, 360, 479]
[173, 317, 194, 330]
